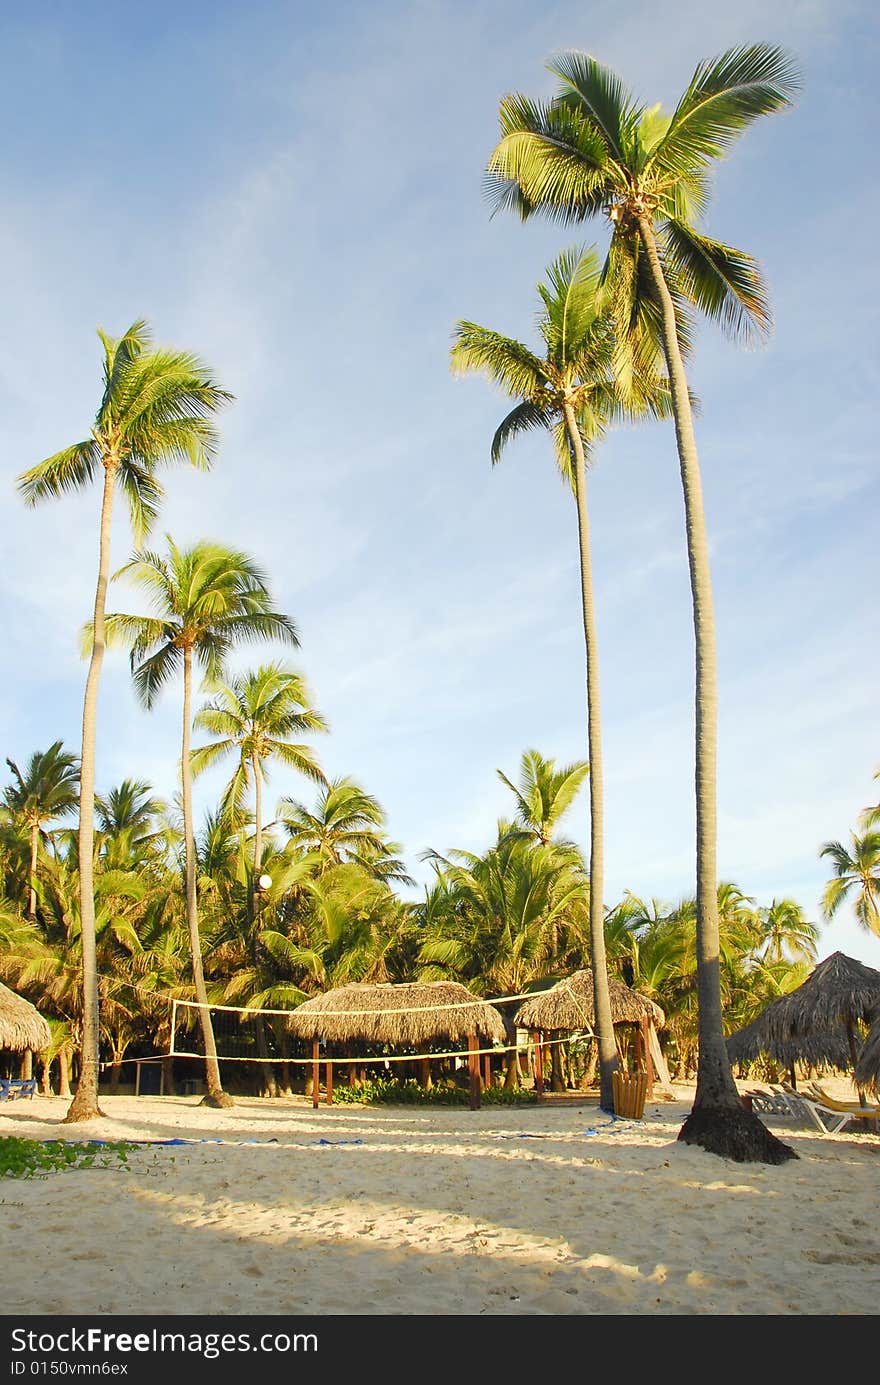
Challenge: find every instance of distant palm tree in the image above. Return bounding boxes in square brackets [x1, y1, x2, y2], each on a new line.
[191, 663, 328, 892]
[487, 45, 800, 1159]
[17, 321, 231, 1122]
[95, 779, 170, 871]
[279, 777, 412, 883]
[3, 743, 79, 916]
[821, 832, 880, 939]
[104, 537, 299, 1106]
[756, 898, 818, 964]
[497, 749, 589, 847]
[452, 246, 669, 1112]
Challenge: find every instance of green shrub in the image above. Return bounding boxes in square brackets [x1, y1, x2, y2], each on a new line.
[0, 1136, 134, 1179]
[331, 1077, 537, 1106]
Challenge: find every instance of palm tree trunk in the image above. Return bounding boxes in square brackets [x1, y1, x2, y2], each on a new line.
[65, 464, 116, 1123]
[563, 401, 618, 1113]
[28, 824, 38, 918]
[637, 218, 793, 1162]
[252, 751, 263, 884]
[182, 646, 232, 1108]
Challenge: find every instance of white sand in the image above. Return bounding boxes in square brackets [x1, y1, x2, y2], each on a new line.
[1, 1082, 877, 1316]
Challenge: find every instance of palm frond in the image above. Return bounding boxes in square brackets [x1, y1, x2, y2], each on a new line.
[17, 440, 102, 506]
[662, 220, 771, 341]
[653, 44, 800, 180]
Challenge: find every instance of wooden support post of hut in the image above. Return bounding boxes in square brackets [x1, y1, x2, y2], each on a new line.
[325, 1055, 333, 1105]
[312, 1038, 320, 1109]
[532, 1030, 544, 1097]
[468, 1034, 480, 1110]
[482, 1049, 491, 1089]
[641, 1016, 654, 1099]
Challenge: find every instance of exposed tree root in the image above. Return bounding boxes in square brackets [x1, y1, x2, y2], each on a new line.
[678, 1104, 797, 1163]
[201, 1091, 234, 1109]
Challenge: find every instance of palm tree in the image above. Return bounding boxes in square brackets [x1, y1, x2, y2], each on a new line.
[104, 537, 299, 1106]
[279, 777, 412, 883]
[756, 898, 818, 964]
[16, 321, 231, 1122]
[486, 45, 800, 1161]
[3, 743, 79, 916]
[95, 778, 170, 871]
[821, 832, 880, 939]
[451, 246, 668, 1112]
[419, 829, 588, 1087]
[191, 663, 328, 896]
[496, 748, 589, 847]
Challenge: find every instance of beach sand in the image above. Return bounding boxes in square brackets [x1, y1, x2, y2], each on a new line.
[1, 1082, 877, 1317]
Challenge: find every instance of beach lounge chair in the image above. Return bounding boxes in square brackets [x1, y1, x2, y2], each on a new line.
[746, 1087, 793, 1116]
[779, 1085, 855, 1134]
[806, 1084, 880, 1123]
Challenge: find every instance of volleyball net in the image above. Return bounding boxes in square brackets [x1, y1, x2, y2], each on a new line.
[169, 993, 595, 1067]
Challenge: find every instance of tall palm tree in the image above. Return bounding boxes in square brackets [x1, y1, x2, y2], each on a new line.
[496, 748, 589, 847]
[3, 743, 79, 916]
[451, 246, 668, 1112]
[486, 45, 800, 1160]
[821, 832, 880, 939]
[191, 663, 328, 895]
[16, 321, 231, 1121]
[104, 537, 299, 1106]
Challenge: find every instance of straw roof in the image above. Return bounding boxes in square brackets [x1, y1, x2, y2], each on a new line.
[0, 981, 51, 1053]
[725, 952, 880, 1073]
[854, 1018, 880, 1098]
[287, 981, 506, 1045]
[725, 1017, 851, 1071]
[513, 969, 664, 1033]
[739, 952, 880, 1041]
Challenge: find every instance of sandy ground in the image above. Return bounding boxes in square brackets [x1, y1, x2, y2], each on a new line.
[1, 1080, 877, 1317]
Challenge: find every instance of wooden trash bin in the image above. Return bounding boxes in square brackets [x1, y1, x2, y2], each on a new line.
[613, 1070, 648, 1119]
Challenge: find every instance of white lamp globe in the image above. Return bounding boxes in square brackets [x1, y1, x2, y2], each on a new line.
[258, 874, 273, 891]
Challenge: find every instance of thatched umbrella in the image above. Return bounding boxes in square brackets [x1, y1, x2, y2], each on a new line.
[855, 1017, 880, 1098]
[725, 952, 880, 1087]
[513, 969, 667, 1098]
[0, 981, 51, 1054]
[513, 969, 664, 1032]
[288, 981, 506, 1108]
[725, 1019, 851, 1073]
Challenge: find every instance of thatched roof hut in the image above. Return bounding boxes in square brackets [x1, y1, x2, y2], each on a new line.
[854, 1018, 880, 1098]
[725, 951, 880, 1074]
[287, 981, 506, 1046]
[513, 969, 665, 1032]
[0, 981, 51, 1053]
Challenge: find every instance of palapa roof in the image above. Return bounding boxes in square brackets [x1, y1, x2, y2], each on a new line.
[513, 969, 664, 1033]
[854, 1018, 880, 1098]
[0, 981, 51, 1053]
[725, 952, 880, 1072]
[287, 981, 506, 1045]
[737, 952, 880, 1040]
[725, 1017, 851, 1072]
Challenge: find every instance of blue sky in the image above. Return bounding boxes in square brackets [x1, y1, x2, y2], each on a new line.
[2, 0, 878, 968]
